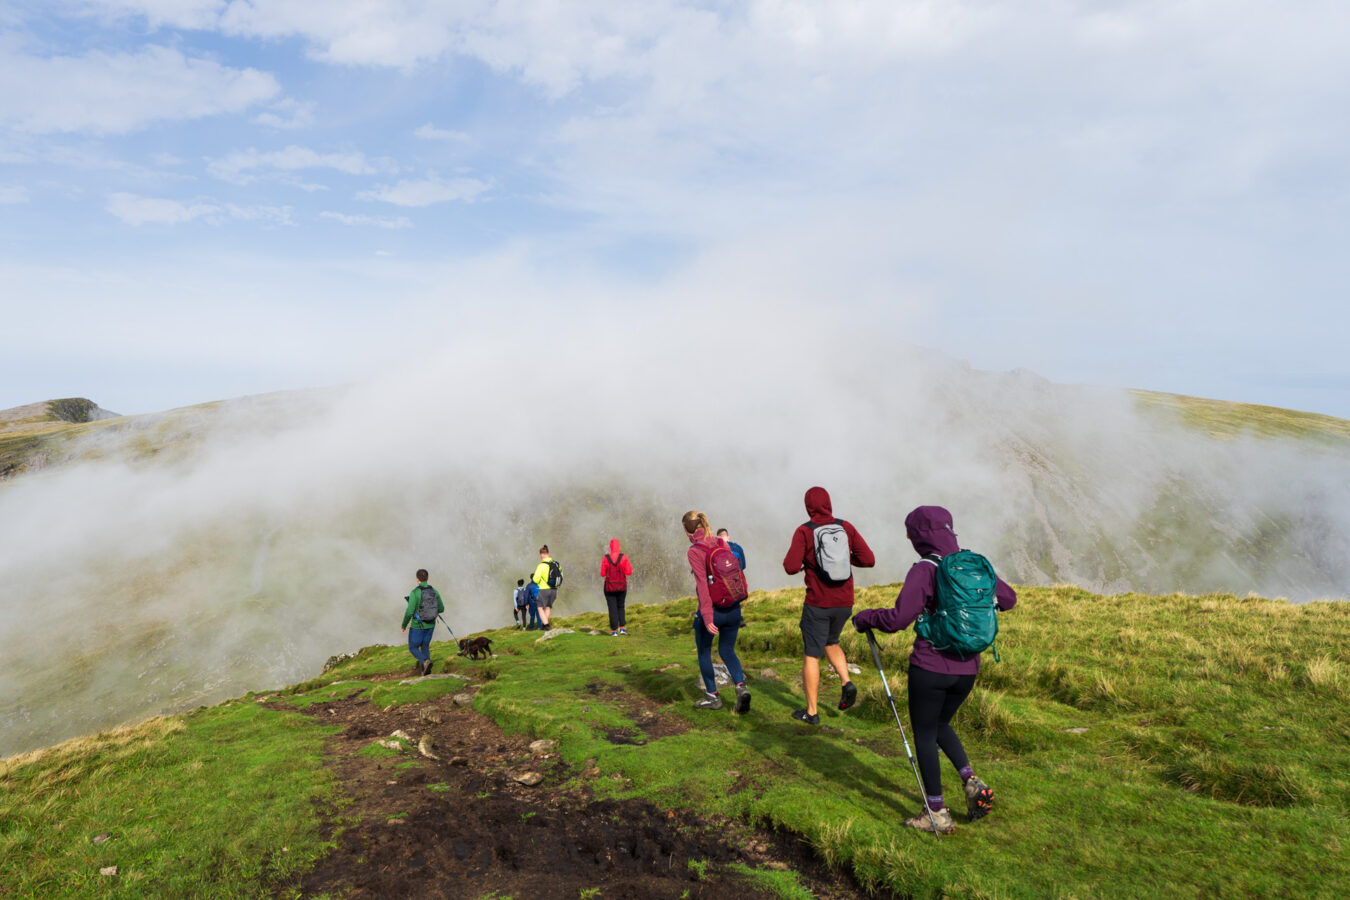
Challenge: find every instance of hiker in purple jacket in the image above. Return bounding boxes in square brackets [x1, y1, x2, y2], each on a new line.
[853, 505, 1017, 834]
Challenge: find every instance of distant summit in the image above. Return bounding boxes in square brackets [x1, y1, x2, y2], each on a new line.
[0, 398, 119, 433]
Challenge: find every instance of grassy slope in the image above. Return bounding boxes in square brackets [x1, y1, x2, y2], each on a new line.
[3, 585, 1346, 899]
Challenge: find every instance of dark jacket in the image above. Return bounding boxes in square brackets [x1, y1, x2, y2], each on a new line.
[854, 506, 1017, 675]
[782, 486, 875, 608]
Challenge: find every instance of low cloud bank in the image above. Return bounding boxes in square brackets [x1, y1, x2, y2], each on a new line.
[1, 309, 1347, 756]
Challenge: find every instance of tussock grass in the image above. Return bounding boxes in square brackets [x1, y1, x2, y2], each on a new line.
[5, 582, 1348, 898]
[0, 702, 338, 898]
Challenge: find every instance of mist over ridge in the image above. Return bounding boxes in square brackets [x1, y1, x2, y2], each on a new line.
[2, 313, 1349, 757]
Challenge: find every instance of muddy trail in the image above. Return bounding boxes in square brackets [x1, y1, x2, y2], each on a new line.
[273, 667, 895, 899]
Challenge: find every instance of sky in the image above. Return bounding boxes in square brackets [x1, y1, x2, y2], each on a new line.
[2, 0, 1349, 418]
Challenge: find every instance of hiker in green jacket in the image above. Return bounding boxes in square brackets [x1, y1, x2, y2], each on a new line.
[402, 569, 444, 676]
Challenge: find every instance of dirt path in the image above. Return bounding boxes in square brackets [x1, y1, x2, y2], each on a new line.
[278, 675, 894, 899]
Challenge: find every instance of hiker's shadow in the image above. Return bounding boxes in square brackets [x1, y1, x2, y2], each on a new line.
[733, 679, 917, 818]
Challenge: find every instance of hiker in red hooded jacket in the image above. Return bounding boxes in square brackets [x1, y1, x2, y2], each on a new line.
[782, 486, 875, 725]
[600, 538, 634, 636]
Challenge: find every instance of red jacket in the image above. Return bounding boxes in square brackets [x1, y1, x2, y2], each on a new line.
[782, 486, 875, 608]
[600, 538, 633, 585]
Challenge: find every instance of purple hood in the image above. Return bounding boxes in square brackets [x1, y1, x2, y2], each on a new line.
[905, 505, 960, 558]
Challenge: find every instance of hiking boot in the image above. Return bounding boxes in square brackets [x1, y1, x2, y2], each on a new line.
[839, 681, 858, 710]
[791, 708, 819, 725]
[906, 806, 955, 834]
[734, 683, 751, 714]
[964, 776, 994, 822]
[694, 693, 723, 710]
[422, 658, 433, 676]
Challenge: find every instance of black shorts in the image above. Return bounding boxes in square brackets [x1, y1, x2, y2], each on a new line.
[800, 604, 851, 658]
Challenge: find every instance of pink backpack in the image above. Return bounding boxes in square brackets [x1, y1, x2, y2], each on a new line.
[706, 540, 749, 607]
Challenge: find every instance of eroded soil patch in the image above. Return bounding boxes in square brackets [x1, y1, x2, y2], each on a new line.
[278, 682, 889, 899]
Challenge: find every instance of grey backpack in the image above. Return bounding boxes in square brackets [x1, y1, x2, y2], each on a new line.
[807, 520, 851, 582]
[416, 585, 439, 623]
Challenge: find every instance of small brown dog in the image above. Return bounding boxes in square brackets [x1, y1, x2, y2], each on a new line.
[457, 636, 493, 660]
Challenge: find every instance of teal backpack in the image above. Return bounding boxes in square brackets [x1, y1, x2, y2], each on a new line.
[914, 550, 1001, 661]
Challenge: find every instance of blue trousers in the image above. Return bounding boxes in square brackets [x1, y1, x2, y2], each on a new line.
[408, 625, 434, 663]
[527, 600, 541, 629]
[693, 604, 745, 694]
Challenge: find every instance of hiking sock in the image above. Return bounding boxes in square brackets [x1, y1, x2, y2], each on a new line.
[927, 795, 945, 812]
[959, 766, 975, 783]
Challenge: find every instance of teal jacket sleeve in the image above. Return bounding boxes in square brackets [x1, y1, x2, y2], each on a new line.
[436, 588, 445, 615]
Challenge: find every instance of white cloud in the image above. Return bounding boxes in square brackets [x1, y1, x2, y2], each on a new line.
[0, 44, 278, 134]
[320, 211, 413, 229]
[413, 123, 468, 142]
[79, 0, 227, 30]
[105, 192, 219, 225]
[253, 98, 316, 130]
[356, 174, 491, 207]
[105, 192, 293, 226]
[0, 185, 29, 204]
[206, 145, 390, 185]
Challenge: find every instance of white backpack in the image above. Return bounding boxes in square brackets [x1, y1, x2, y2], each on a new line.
[808, 520, 851, 582]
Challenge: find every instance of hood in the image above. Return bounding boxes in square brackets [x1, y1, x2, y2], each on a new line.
[687, 527, 708, 545]
[804, 486, 833, 523]
[609, 538, 622, 557]
[905, 506, 960, 558]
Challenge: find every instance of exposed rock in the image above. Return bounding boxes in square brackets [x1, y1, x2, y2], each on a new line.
[99, 866, 118, 877]
[378, 740, 403, 751]
[656, 663, 683, 672]
[712, 662, 733, 686]
[453, 693, 474, 708]
[528, 739, 557, 757]
[534, 628, 575, 642]
[390, 729, 414, 742]
[449, 756, 469, 767]
[322, 652, 357, 674]
[847, 664, 862, 675]
[759, 669, 779, 680]
[418, 735, 439, 760]
[386, 818, 406, 826]
[92, 833, 112, 845]
[1063, 727, 1090, 734]
[514, 771, 544, 786]
[418, 710, 443, 725]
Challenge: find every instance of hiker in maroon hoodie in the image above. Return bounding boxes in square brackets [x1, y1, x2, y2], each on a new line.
[782, 487, 875, 725]
[600, 538, 633, 636]
[853, 505, 1017, 833]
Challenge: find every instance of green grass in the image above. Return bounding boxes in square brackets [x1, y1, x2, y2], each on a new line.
[395, 585, 1349, 899]
[0, 701, 340, 898]
[5, 584, 1348, 898]
[1134, 389, 1350, 443]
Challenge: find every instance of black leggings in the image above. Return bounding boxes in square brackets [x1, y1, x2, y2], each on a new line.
[907, 665, 976, 797]
[605, 590, 627, 630]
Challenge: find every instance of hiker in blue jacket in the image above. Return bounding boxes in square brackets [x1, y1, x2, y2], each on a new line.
[402, 568, 444, 676]
[716, 528, 747, 570]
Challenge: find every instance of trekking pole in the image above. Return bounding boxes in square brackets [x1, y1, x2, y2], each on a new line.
[866, 630, 943, 840]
